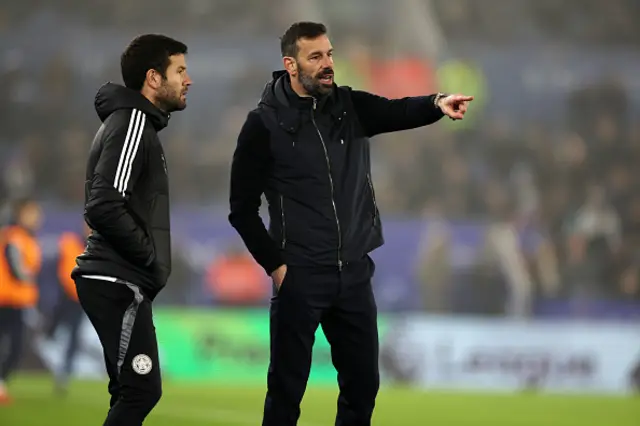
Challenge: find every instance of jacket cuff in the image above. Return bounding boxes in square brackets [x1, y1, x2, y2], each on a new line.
[261, 251, 285, 276]
[430, 93, 447, 115]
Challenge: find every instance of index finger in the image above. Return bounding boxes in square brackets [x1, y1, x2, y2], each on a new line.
[453, 95, 474, 102]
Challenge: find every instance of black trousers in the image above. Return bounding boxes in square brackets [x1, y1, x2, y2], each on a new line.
[263, 257, 380, 426]
[75, 277, 161, 426]
[0, 308, 24, 382]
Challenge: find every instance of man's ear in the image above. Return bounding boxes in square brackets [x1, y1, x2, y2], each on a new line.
[283, 57, 297, 77]
[145, 69, 162, 90]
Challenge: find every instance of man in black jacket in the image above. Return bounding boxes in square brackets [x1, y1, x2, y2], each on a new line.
[71, 34, 191, 426]
[229, 22, 472, 426]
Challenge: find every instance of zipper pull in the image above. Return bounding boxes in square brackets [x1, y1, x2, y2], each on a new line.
[313, 98, 317, 110]
[338, 260, 343, 271]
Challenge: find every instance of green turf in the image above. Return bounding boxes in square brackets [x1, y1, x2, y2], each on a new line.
[2, 374, 638, 425]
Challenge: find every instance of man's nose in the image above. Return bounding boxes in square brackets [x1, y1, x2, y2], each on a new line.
[321, 55, 333, 69]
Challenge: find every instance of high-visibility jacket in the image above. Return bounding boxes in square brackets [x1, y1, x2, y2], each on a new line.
[0, 225, 41, 308]
[58, 232, 85, 302]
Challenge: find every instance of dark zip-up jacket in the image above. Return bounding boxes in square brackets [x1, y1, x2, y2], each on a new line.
[229, 71, 444, 275]
[71, 83, 172, 300]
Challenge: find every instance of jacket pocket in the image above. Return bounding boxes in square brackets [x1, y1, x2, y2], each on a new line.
[366, 173, 378, 224]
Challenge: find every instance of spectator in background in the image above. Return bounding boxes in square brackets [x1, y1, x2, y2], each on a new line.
[476, 182, 527, 316]
[414, 199, 453, 312]
[568, 183, 622, 298]
[1, 148, 35, 202]
[572, 184, 622, 252]
[568, 74, 628, 139]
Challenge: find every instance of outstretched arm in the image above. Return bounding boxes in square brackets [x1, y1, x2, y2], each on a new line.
[351, 90, 473, 137]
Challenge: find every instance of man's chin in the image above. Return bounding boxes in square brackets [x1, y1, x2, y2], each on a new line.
[168, 101, 187, 113]
[318, 84, 334, 95]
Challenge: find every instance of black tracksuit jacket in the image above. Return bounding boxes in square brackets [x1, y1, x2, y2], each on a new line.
[72, 83, 172, 300]
[229, 71, 444, 275]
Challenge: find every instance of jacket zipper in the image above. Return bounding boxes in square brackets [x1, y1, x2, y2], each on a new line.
[367, 173, 378, 224]
[280, 194, 286, 249]
[311, 98, 343, 271]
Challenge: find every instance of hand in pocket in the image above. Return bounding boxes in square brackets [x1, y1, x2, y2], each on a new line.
[271, 264, 288, 292]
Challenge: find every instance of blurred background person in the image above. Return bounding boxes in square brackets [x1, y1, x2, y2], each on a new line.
[45, 222, 90, 395]
[0, 197, 43, 404]
[205, 244, 269, 306]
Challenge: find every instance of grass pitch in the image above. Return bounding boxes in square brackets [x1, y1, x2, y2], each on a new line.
[2, 374, 638, 425]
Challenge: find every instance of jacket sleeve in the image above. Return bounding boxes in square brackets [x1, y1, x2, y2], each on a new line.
[228, 110, 284, 275]
[84, 110, 155, 268]
[350, 89, 445, 137]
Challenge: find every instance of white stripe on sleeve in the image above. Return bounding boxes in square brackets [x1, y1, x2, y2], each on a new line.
[113, 109, 145, 196]
[121, 112, 146, 195]
[113, 109, 139, 195]
[81, 275, 119, 282]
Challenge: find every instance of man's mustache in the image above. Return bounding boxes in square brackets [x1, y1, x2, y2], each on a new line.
[318, 68, 334, 78]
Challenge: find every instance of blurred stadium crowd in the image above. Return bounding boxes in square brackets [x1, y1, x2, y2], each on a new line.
[1, 0, 639, 316]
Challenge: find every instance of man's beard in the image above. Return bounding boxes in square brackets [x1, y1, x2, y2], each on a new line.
[297, 66, 334, 98]
[156, 82, 186, 113]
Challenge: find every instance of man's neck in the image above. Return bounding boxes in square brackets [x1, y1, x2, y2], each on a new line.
[140, 87, 165, 112]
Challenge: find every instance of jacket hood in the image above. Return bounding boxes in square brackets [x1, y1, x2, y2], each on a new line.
[94, 82, 170, 131]
[260, 70, 301, 109]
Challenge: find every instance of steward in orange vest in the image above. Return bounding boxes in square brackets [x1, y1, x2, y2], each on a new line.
[0, 198, 43, 404]
[57, 229, 88, 302]
[0, 222, 41, 308]
[46, 223, 90, 394]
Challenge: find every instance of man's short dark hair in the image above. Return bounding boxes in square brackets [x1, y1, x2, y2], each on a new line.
[121, 34, 188, 91]
[280, 22, 327, 58]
